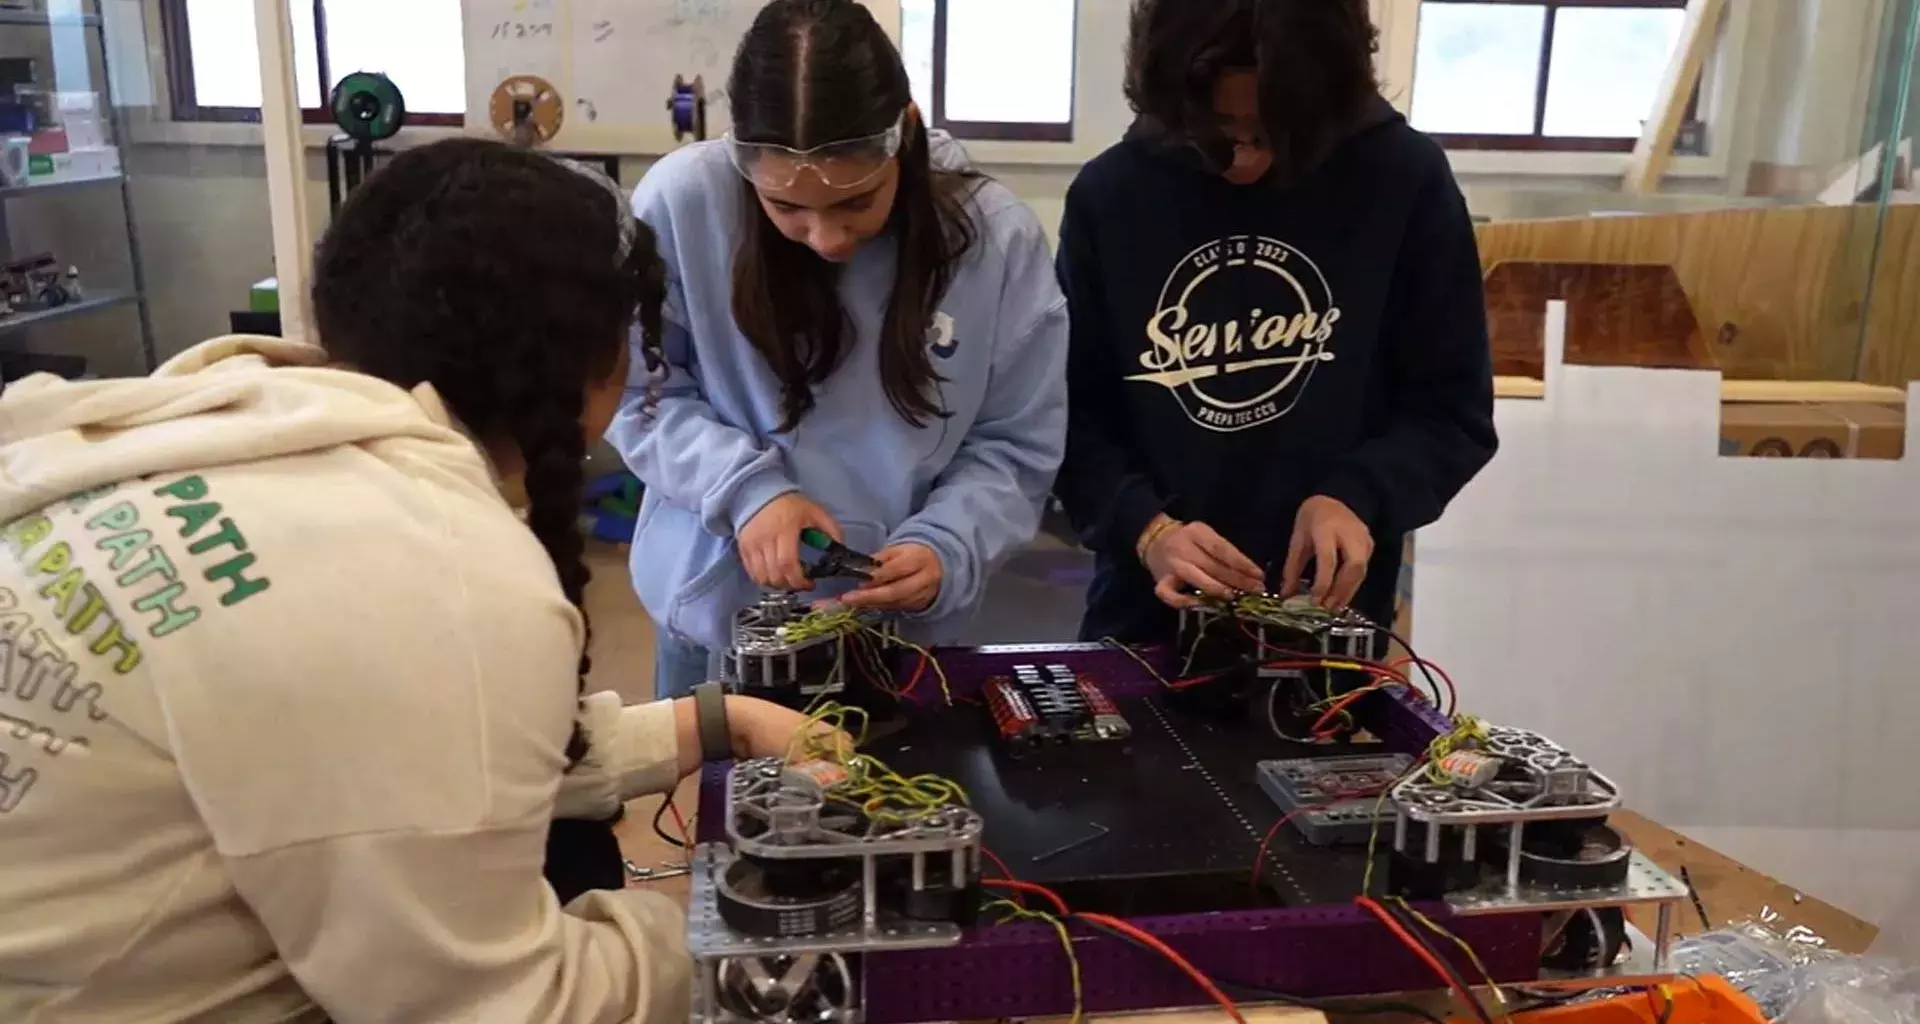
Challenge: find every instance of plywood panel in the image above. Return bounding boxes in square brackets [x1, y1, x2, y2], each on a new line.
[1475, 205, 1897, 382]
[1857, 201, 1920, 385]
[1484, 262, 1706, 378]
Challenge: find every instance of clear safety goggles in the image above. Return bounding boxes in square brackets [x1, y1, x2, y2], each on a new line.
[726, 111, 905, 191]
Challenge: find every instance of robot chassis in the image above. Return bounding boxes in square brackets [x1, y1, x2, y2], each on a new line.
[688, 594, 1688, 1023]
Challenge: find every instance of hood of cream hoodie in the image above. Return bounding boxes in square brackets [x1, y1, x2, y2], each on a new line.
[0, 335, 484, 521]
[0, 337, 689, 1024]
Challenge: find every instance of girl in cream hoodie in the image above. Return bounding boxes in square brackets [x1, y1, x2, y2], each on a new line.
[0, 139, 813, 1023]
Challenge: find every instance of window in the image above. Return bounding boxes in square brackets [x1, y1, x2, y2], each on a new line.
[160, 0, 465, 126]
[1409, 0, 1697, 152]
[901, 0, 1076, 143]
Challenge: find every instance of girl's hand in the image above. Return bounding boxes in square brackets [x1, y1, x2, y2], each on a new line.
[739, 492, 842, 592]
[725, 695, 849, 758]
[839, 544, 942, 613]
[1142, 518, 1265, 608]
[1279, 495, 1374, 610]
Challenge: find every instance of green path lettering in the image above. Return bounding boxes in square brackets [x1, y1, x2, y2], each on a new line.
[166, 502, 221, 540]
[86, 619, 140, 674]
[154, 477, 208, 502]
[4, 516, 51, 559]
[67, 584, 108, 635]
[117, 546, 179, 589]
[187, 519, 247, 558]
[205, 554, 270, 607]
[38, 570, 81, 619]
[86, 502, 139, 534]
[130, 583, 200, 637]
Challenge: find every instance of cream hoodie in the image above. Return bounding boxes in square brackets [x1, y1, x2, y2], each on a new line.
[0, 337, 689, 1023]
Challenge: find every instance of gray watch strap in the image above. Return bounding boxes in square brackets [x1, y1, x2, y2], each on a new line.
[692, 682, 731, 762]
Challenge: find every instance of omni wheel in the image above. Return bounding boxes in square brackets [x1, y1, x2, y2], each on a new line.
[1542, 906, 1628, 973]
[714, 953, 855, 1024]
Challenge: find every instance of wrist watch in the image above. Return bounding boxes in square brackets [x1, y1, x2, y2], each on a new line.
[692, 682, 733, 762]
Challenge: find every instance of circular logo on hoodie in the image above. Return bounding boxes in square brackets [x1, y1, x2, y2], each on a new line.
[1126, 235, 1342, 433]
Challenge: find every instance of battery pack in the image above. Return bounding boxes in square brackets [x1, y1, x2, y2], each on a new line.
[1255, 754, 1415, 846]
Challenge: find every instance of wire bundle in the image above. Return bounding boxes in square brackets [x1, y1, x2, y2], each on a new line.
[779, 606, 956, 705]
[783, 701, 970, 830]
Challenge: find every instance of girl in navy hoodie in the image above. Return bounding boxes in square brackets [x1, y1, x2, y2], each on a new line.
[1053, 0, 1498, 645]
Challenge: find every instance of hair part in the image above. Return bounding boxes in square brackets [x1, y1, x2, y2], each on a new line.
[727, 0, 980, 432]
[311, 138, 667, 760]
[1124, 0, 1379, 183]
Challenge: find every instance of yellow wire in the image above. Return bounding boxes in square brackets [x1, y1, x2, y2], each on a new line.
[777, 606, 865, 645]
[868, 627, 953, 705]
[986, 900, 1082, 1024]
[1102, 636, 1175, 688]
[1385, 895, 1513, 1024]
[782, 701, 970, 828]
[1360, 716, 1489, 894]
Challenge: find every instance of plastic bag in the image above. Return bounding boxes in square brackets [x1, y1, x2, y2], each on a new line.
[1668, 914, 1838, 1019]
[1779, 958, 1920, 1024]
[1672, 911, 1920, 1022]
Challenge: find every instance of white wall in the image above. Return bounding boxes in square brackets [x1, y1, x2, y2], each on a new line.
[1413, 303, 1920, 941]
[108, 0, 1896, 363]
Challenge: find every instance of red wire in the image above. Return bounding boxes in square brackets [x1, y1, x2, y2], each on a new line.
[666, 797, 690, 844]
[901, 649, 928, 697]
[977, 865, 1245, 1024]
[1355, 896, 1488, 1021]
[1390, 654, 1458, 715]
[980, 846, 1017, 882]
[1251, 806, 1314, 889]
[1309, 681, 1399, 738]
[981, 877, 1070, 916]
[1074, 912, 1247, 1024]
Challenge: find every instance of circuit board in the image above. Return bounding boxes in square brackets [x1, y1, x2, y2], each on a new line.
[1254, 754, 1415, 846]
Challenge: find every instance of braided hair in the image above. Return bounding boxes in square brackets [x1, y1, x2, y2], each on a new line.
[312, 138, 666, 760]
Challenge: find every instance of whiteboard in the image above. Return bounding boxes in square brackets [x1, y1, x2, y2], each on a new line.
[461, 0, 902, 155]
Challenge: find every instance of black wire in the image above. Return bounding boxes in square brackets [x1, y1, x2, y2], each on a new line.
[651, 795, 688, 850]
[1070, 914, 1449, 1024]
[1373, 899, 1497, 1024]
[1363, 614, 1450, 715]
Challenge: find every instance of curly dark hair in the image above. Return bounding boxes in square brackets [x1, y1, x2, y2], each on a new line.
[1124, 0, 1378, 183]
[727, 0, 981, 432]
[312, 138, 666, 760]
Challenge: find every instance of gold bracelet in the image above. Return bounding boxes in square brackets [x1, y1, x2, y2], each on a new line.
[1137, 515, 1180, 563]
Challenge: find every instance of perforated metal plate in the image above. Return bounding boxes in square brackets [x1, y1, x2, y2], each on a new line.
[685, 845, 963, 958]
[1446, 851, 1689, 915]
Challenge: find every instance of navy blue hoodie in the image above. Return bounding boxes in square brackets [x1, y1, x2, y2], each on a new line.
[1054, 101, 1497, 644]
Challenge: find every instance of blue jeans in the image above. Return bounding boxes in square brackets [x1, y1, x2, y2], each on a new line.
[653, 631, 714, 700]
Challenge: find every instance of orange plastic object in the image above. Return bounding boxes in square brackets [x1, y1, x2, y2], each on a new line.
[1450, 975, 1768, 1023]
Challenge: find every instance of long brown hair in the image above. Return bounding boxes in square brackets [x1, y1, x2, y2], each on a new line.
[728, 0, 981, 432]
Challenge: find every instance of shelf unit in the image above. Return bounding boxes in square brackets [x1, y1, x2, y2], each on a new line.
[0, 1, 153, 379]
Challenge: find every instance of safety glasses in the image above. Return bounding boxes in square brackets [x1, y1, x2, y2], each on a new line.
[726, 111, 906, 191]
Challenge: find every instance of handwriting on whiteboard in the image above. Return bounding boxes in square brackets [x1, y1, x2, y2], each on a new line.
[491, 21, 554, 38]
[672, 0, 725, 25]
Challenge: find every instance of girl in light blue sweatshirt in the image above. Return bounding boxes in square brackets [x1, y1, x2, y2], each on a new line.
[607, 0, 1068, 698]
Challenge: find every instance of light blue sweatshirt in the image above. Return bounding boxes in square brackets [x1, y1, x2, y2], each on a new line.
[606, 136, 1068, 652]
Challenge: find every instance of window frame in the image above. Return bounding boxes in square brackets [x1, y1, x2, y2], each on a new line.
[1413, 0, 1700, 154]
[158, 0, 463, 128]
[927, 0, 1077, 143]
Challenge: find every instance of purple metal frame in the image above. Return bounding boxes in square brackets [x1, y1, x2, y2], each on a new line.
[699, 643, 1542, 1022]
